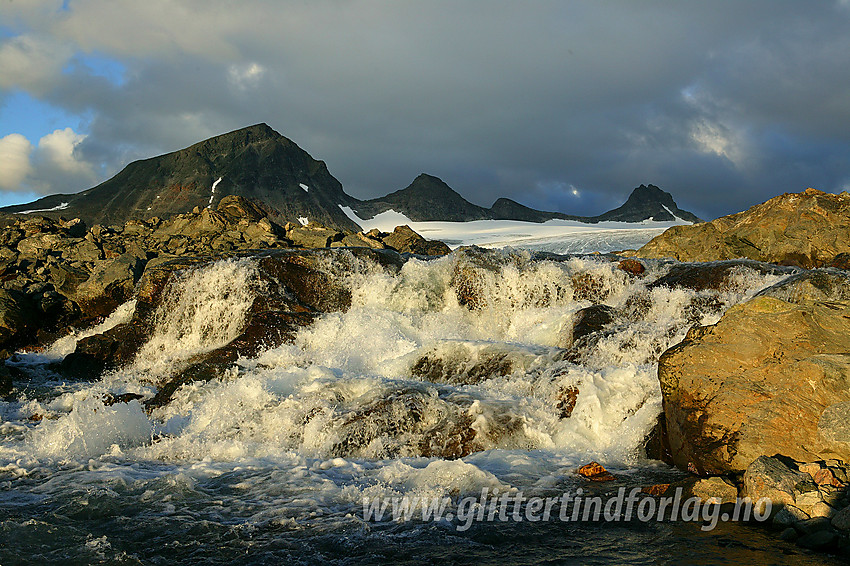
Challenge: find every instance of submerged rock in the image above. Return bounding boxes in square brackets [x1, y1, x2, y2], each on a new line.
[564, 304, 617, 347]
[647, 259, 794, 292]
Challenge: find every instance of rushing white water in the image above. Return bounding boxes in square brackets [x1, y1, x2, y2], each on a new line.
[0, 250, 800, 563]
[130, 258, 259, 377]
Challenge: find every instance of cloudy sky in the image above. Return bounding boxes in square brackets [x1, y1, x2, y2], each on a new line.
[1, 1, 849, 220]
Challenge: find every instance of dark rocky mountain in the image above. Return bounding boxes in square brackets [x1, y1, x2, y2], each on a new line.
[1, 124, 700, 230]
[594, 184, 701, 223]
[354, 178, 700, 225]
[353, 174, 491, 222]
[1, 123, 361, 231]
[489, 197, 578, 222]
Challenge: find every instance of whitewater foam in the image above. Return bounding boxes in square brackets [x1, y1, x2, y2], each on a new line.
[0, 250, 795, 535]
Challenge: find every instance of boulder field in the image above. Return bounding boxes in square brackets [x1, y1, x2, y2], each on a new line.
[0, 195, 448, 370]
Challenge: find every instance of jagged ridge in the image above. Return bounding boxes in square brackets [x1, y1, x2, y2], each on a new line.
[1, 124, 700, 230]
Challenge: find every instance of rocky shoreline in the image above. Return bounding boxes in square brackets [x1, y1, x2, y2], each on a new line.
[2, 188, 850, 557]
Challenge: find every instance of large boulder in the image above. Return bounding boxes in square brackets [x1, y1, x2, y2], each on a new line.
[0, 288, 37, 349]
[71, 253, 147, 319]
[381, 225, 451, 256]
[658, 270, 850, 474]
[639, 188, 850, 267]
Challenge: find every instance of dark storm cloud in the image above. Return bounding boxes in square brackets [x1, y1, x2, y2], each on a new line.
[1, 0, 849, 219]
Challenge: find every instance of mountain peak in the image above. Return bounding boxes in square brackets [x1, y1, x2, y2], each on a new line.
[596, 184, 701, 223]
[2, 123, 360, 231]
[353, 173, 491, 222]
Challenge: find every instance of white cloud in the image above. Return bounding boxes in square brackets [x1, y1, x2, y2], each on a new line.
[0, 34, 73, 92]
[689, 119, 745, 165]
[228, 62, 265, 90]
[34, 128, 96, 179]
[0, 129, 97, 194]
[0, 134, 34, 191]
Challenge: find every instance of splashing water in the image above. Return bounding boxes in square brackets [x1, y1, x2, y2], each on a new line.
[0, 250, 810, 564]
[131, 258, 260, 376]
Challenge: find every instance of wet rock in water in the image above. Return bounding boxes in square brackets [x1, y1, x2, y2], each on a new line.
[61, 321, 148, 380]
[566, 304, 616, 346]
[617, 258, 645, 276]
[779, 527, 799, 542]
[576, 462, 616, 482]
[743, 456, 819, 512]
[381, 225, 451, 256]
[639, 188, 850, 267]
[102, 392, 145, 406]
[146, 311, 315, 409]
[556, 385, 579, 419]
[0, 288, 37, 349]
[570, 272, 609, 303]
[642, 414, 674, 463]
[315, 384, 529, 460]
[255, 250, 353, 313]
[647, 259, 794, 292]
[410, 341, 558, 386]
[411, 349, 512, 386]
[658, 291, 850, 474]
[328, 388, 481, 459]
[449, 247, 504, 310]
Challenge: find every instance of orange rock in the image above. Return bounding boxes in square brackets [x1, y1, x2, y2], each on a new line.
[577, 461, 616, 482]
[813, 468, 844, 487]
[641, 484, 670, 496]
[617, 258, 646, 276]
[798, 462, 823, 477]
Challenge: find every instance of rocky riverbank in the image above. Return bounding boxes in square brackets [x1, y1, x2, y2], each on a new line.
[0, 196, 449, 394]
[638, 188, 850, 556]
